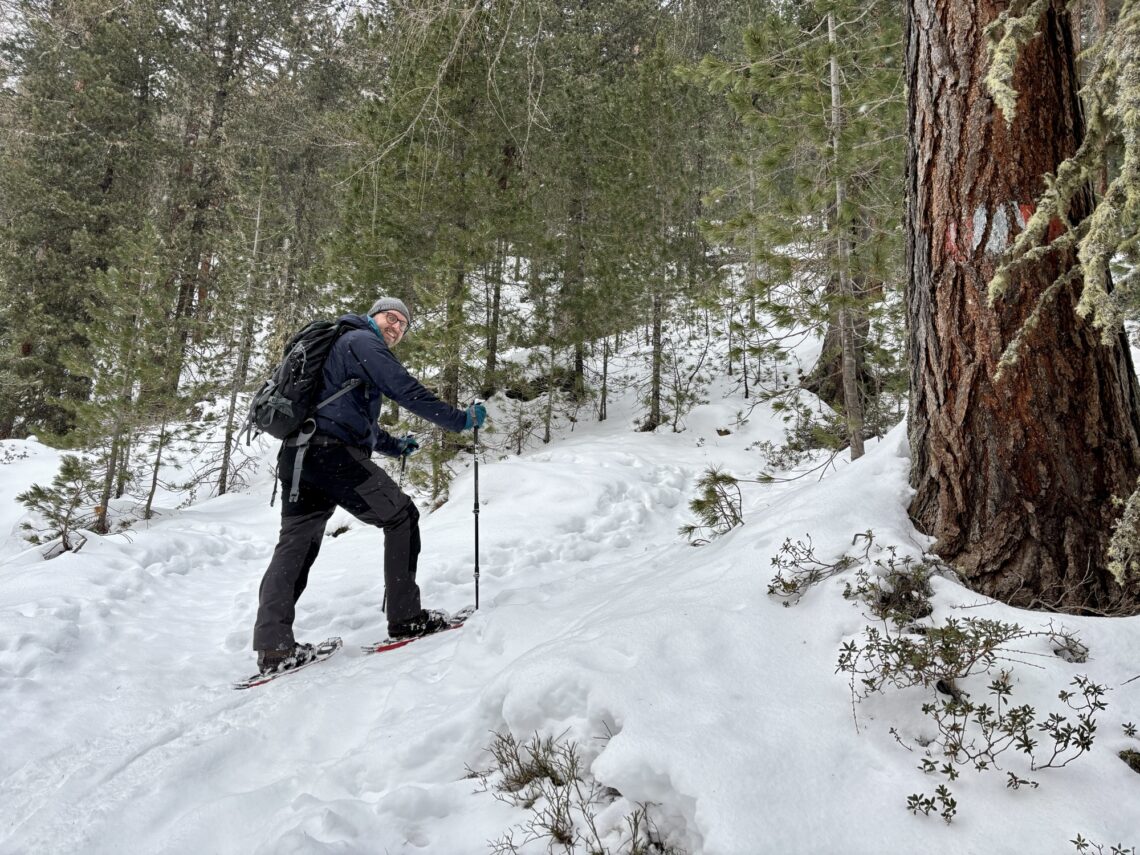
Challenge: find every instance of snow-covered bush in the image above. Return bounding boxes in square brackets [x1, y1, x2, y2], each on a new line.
[839, 615, 1106, 822]
[474, 731, 685, 855]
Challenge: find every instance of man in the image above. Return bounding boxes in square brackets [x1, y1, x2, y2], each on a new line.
[253, 297, 487, 674]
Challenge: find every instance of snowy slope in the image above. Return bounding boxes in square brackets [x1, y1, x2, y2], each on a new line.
[2, 379, 1139, 855]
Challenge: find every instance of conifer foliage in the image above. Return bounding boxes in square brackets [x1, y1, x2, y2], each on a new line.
[2, 0, 1139, 616]
[700, 0, 907, 458]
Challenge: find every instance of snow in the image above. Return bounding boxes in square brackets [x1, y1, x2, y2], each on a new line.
[2, 374, 1140, 854]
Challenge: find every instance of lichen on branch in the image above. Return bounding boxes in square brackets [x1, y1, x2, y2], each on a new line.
[985, 0, 1140, 348]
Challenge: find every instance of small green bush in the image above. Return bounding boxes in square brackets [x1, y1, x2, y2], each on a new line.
[680, 467, 743, 545]
[16, 454, 99, 554]
[767, 533, 859, 603]
[842, 546, 936, 626]
[839, 613, 1103, 823]
[474, 731, 685, 855]
[1120, 749, 1140, 775]
[1072, 834, 1137, 854]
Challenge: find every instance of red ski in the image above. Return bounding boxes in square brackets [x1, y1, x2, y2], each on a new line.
[361, 606, 475, 655]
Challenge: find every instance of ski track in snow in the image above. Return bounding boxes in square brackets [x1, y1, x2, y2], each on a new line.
[3, 387, 1140, 854]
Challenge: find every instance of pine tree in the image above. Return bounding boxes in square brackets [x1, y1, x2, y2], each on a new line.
[0, 0, 163, 439]
[72, 223, 173, 529]
[518, 0, 700, 431]
[333, 1, 530, 496]
[701, 0, 907, 455]
[213, 6, 361, 495]
[17, 454, 100, 552]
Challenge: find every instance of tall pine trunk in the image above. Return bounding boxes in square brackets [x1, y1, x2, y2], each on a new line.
[646, 288, 663, 431]
[166, 11, 242, 390]
[829, 12, 865, 460]
[145, 417, 169, 521]
[543, 345, 556, 445]
[905, 0, 1140, 611]
[599, 337, 609, 422]
[218, 176, 264, 496]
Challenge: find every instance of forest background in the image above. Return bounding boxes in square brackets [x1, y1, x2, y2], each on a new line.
[1, 0, 1139, 619]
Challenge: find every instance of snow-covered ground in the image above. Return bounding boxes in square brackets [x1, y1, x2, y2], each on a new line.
[2, 369, 1139, 854]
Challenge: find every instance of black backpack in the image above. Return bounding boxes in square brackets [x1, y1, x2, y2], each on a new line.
[239, 319, 360, 445]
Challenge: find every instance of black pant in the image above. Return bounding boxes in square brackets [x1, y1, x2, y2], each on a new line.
[253, 443, 421, 651]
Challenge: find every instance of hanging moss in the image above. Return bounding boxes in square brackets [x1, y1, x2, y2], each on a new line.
[984, 0, 1052, 122]
[985, 0, 1140, 341]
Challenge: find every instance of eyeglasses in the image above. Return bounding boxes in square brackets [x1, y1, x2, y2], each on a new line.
[380, 311, 409, 334]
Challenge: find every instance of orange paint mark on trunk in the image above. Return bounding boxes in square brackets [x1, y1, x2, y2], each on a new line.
[1016, 201, 1064, 243]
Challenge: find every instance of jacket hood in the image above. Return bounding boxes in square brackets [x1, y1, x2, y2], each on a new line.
[338, 313, 373, 332]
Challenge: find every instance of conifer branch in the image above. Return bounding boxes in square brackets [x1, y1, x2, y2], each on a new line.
[986, 0, 1140, 343]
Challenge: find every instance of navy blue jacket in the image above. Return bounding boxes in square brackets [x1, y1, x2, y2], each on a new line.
[314, 314, 467, 455]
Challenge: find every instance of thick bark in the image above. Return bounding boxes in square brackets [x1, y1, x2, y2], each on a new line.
[1093, 0, 1110, 197]
[906, 0, 1140, 611]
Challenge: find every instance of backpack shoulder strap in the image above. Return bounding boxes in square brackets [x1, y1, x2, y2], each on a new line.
[315, 377, 362, 410]
[313, 319, 368, 411]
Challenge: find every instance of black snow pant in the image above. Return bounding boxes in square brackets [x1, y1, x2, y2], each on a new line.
[253, 442, 422, 651]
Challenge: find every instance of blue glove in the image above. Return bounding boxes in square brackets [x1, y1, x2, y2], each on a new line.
[464, 402, 487, 431]
[395, 434, 420, 457]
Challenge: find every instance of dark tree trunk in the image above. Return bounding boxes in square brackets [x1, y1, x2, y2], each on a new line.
[599, 337, 609, 422]
[801, 276, 876, 412]
[645, 289, 663, 431]
[95, 432, 120, 535]
[906, 0, 1140, 612]
[573, 343, 586, 401]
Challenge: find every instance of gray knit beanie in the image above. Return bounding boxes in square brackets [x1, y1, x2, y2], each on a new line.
[368, 297, 413, 328]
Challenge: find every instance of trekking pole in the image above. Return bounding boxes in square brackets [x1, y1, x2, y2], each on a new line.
[473, 421, 481, 611]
